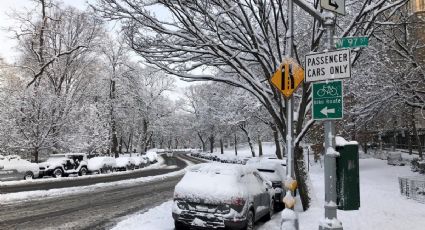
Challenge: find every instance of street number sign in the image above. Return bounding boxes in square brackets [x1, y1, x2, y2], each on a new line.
[270, 58, 304, 98]
[335, 37, 369, 49]
[305, 49, 351, 82]
[312, 80, 343, 120]
[321, 0, 345, 15]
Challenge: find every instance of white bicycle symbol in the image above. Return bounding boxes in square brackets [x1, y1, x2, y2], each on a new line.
[317, 85, 338, 97]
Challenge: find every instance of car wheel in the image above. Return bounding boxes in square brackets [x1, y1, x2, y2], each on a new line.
[174, 221, 187, 230]
[52, 168, 63, 178]
[24, 171, 34, 180]
[79, 167, 88, 176]
[245, 210, 254, 230]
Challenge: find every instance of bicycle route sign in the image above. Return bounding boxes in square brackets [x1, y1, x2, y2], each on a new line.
[305, 49, 351, 82]
[312, 80, 343, 120]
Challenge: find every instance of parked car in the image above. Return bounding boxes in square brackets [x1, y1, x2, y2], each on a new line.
[172, 163, 274, 230]
[0, 155, 40, 181]
[246, 160, 286, 211]
[132, 155, 149, 169]
[146, 151, 158, 164]
[87, 156, 116, 174]
[115, 157, 136, 171]
[38, 153, 88, 178]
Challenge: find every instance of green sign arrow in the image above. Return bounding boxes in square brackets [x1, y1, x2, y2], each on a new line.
[335, 37, 368, 49]
[312, 80, 343, 120]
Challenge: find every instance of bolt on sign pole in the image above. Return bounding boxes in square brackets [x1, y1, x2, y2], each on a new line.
[319, 11, 343, 230]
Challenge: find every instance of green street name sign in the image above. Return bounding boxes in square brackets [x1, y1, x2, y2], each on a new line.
[335, 37, 368, 49]
[312, 80, 343, 120]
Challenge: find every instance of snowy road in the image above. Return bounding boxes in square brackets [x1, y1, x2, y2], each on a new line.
[0, 154, 204, 230]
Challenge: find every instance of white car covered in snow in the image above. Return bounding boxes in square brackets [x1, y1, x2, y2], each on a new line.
[246, 159, 286, 211]
[131, 155, 149, 169]
[115, 157, 136, 171]
[38, 153, 88, 178]
[145, 151, 158, 164]
[87, 156, 116, 174]
[0, 155, 40, 181]
[172, 163, 274, 230]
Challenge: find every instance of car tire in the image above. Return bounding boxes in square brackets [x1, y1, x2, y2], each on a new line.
[52, 168, 63, 178]
[79, 167, 88, 176]
[24, 171, 34, 180]
[245, 210, 255, 230]
[174, 221, 187, 230]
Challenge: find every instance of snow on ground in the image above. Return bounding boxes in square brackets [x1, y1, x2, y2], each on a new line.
[259, 157, 425, 230]
[209, 142, 277, 159]
[112, 156, 425, 230]
[0, 157, 193, 204]
[112, 200, 175, 230]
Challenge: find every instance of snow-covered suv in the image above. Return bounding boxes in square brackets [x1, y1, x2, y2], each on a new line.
[38, 153, 88, 178]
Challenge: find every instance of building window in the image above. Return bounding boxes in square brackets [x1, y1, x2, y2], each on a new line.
[410, 0, 425, 14]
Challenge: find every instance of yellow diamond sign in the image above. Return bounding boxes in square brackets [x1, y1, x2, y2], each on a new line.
[270, 58, 304, 98]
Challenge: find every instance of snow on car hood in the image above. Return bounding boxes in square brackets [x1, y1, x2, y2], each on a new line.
[87, 157, 116, 171]
[0, 158, 39, 173]
[174, 165, 247, 203]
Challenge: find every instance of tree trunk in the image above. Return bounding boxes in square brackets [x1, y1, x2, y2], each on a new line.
[412, 108, 423, 159]
[271, 124, 282, 159]
[209, 135, 215, 153]
[141, 119, 148, 154]
[110, 79, 118, 158]
[33, 148, 39, 163]
[197, 132, 206, 152]
[220, 139, 224, 154]
[119, 135, 123, 154]
[258, 135, 263, 156]
[240, 124, 255, 157]
[234, 133, 238, 156]
[294, 145, 310, 211]
[392, 117, 397, 151]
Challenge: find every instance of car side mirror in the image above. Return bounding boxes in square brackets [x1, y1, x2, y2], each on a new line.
[265, 181, 272, 188]
[0, 165, 4, 170]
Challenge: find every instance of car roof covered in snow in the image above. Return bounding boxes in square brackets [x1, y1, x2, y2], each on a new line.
[188, 162, 256, 176]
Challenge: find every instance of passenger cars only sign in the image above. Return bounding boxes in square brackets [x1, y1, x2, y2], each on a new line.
[305, 49, 351, 82]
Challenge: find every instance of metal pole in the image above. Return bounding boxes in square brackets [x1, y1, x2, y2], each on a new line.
[319, 11, 343, 230]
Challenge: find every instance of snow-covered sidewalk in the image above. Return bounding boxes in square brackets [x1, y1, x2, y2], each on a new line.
[112, 158, 425, 230]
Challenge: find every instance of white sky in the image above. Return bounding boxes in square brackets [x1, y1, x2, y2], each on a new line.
[0, 0, 193, 99]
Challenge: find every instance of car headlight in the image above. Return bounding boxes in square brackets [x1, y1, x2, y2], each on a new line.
[176, 201, 188, 210]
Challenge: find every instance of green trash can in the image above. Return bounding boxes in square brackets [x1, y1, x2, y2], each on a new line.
[335, 138, 360, 210]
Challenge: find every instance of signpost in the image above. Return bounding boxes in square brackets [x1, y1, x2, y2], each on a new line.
[270, 59, 304, 98]
[321, 0, 345, 15]
[305, 49, 351, 82]
[312, 80, 343, 120]
[335, 37, 369, 49]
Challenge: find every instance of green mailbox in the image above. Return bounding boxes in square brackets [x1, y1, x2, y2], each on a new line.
[335, 139, 360, 210]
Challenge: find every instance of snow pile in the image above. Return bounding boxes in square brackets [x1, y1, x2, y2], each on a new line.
[146, 151, 158, 163]
[87, 157, 116, 171]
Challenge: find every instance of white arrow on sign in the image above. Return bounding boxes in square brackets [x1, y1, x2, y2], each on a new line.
[320, 107, 335, 116]
[321, 0, 345, 15]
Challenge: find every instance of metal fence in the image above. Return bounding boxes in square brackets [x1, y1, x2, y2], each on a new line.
[399, 176, 425, 203]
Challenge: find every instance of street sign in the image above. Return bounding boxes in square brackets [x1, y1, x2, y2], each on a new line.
[335, 37, 369, 49]
[312, 80, 343, 120]
[321, 0, 345, 15]
[270, 58, 304, 98]
[305, 49, 351, 82]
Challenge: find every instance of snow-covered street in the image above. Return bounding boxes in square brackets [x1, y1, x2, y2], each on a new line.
[112, 157, 425, 230]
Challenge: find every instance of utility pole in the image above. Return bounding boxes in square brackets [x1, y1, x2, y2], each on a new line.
[280, 0, 299, 229]
[319, 11, 343, 230]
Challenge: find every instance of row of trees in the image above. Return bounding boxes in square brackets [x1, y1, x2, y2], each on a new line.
[0, 1, 180, 162]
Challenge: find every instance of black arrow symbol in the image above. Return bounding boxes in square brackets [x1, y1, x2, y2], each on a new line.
[329, 0, 339, 9]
